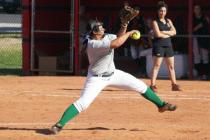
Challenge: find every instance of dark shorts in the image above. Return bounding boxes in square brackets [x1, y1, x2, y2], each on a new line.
[152, 46, 174, 57]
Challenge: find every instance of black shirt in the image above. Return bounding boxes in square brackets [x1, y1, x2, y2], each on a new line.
[153, 18, 172, 47]
[193, 15, 210, 48]
[193, 15, 209, 35]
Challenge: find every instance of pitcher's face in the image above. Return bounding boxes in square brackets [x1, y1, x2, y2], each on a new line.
[97, 25, 105, 35]
[93, 25, 105, 39]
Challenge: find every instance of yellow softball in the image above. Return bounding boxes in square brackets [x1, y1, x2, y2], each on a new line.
[131, 31, 141, 40]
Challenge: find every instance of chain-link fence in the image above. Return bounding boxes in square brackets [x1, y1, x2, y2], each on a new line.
[0, 12, 22, 75]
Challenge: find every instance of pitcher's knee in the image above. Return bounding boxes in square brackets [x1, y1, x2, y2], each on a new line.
[73, 99, 91, 112]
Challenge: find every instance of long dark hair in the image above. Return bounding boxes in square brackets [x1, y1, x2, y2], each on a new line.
[156, 1, 169, 23]
[157, 1, 168, 11]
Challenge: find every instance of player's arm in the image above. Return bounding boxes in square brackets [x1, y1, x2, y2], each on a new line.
[194, 16, 210, 32]
[161, 19, 176, 36]
[193, 23, 203, 32]
[110, 30, 137, 49]
[117, 24, 128, 37]
[152, 20, 170, 38]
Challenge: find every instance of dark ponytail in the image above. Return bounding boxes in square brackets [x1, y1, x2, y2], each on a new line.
[156, 1, 169, 23]
[157, 1, 168, 11]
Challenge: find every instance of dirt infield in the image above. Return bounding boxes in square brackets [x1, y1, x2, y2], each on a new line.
[0, 76, 210, 140]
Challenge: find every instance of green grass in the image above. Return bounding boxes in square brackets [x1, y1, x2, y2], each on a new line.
[0, 33, 21, 38]
[0, 37, 22, 75]
[0, 47, 22, 68]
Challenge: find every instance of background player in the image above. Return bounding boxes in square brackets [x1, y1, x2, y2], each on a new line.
[193, 4, 210, 80]
[51, 7, 177, 134]
[150, 1, 181, 92]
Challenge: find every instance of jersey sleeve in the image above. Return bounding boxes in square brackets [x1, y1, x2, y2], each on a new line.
[108, 34, 117, 41]
[88, 34, 117, 49]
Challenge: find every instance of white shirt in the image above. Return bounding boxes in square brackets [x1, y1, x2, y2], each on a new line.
[86, 34, 117, 75]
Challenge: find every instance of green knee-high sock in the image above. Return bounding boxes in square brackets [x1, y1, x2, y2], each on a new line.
[142, 87, 165, 107]
[57, 104, 79, 127]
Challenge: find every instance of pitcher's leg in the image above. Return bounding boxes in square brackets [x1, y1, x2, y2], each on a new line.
[74, 77, 107, 112]
[54, 104, 79, 129]
[109, 70, 176, 111]
[109, 69, 148, 93]
[52, 76, 107, 134]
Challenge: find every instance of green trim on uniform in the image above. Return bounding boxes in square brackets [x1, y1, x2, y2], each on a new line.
[57, 104, 79, 127]
[142, 87, 165, 107]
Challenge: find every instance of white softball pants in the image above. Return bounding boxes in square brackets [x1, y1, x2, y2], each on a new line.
[130, 45, 143, 59]
[130, 45, 152, 59]
[74, 69, 148, 112]
[193, 37, 209, 64]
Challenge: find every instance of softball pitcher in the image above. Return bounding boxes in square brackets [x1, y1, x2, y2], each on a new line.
[50, 18, 177, 134]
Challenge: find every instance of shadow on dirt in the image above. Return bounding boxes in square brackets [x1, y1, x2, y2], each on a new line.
[0, 126, 145, 135]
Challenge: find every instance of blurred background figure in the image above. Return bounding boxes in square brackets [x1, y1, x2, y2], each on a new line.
[128, 7, 148, 77]
[79, 6, 90, 75]
[193, 4, 210, 80]
[129, 15, 153, 78]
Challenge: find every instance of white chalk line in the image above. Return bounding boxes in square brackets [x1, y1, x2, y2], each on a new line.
[22, 89, 210, 94]
[0, 122, 53, 126]
[0, 122, 119, 127]
[27, 93, 210, 101]
[0, 90, 210, 101]
[0, 122, 87, 126]
[1, 89, 210, 93]
[19, 90, 210, 98]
